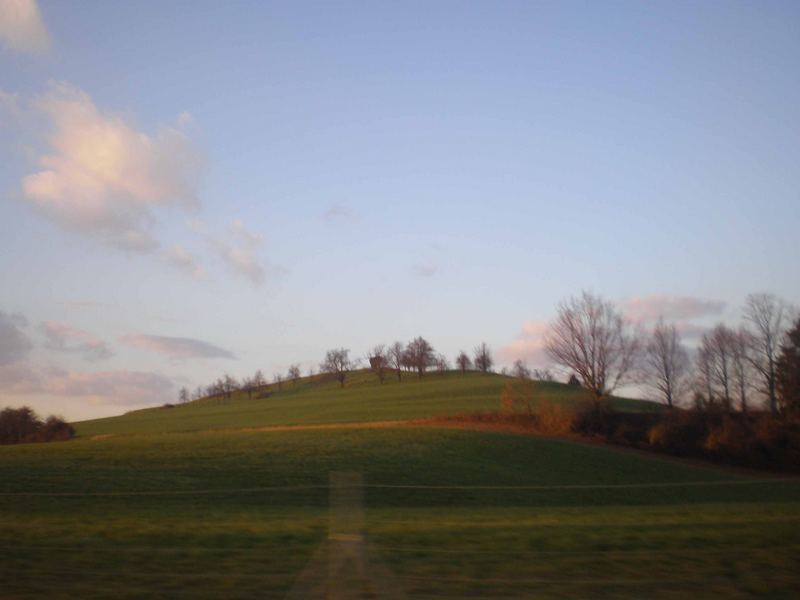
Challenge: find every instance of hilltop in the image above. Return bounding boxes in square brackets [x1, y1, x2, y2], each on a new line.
[74, 370, 657, 437]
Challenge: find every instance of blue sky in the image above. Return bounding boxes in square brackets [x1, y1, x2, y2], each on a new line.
[1, 0, 798, 419]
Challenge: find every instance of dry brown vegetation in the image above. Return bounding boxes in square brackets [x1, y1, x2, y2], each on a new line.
[441, 392, 800, 473]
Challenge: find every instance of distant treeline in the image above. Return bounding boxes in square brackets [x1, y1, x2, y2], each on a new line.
[180, 290, 800, 420]
[176, 337, 552, 404]
[0, 407, 74, 445]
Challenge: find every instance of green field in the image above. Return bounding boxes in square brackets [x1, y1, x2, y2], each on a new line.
[2, 373, 799, 598]
[75, 370, 656, 437]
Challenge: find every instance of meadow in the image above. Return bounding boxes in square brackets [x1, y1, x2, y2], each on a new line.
[2, 421, 799, 599]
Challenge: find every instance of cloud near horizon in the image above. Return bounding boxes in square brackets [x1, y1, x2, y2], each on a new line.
[0, 0, 50, 55]
[496, 320, 550, 367]
[120, 333, 235, 360]
[21, 82, 201, 252]
[0, 363, 174, 406]
[41, 320, 114, 361]
[621, 294, 726, 323]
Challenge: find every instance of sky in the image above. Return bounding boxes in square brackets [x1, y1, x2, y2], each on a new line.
[1, 0, 798, 420]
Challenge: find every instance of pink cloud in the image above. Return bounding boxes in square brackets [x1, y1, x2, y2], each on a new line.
[164, 244, 205, 279]
[41, 320, 113, 360]
[0, 0, 50, 55]
[0, 364, 173, 406]
[497, 320, 550, 366]
[120, 333, 234, 360]
[621, 294, 725, 323]
[21, 82, 201, 252]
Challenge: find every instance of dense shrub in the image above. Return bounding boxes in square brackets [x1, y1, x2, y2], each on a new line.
[535, 402, 576, 435]
[571, 400, 616, 437]
[704, 416, 753, 458]
[0, 406, 75, 445]
[647, 410, 709, 455]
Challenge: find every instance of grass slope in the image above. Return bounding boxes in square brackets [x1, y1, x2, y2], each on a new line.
[2, 427, 799, 599]
[75, 370, 657, 437]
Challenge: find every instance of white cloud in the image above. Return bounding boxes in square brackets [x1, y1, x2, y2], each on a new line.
[0, 0, 50, 55]
[0, 310, 32, 365]
[120, 333, 234, 360]
[621, 294, 726, 324]
[41, 320, 114, 361]
[21, 82, 201, 251]
[164, 244, 205, 279]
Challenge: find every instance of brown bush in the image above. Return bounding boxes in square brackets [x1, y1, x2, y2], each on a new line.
[704, 416, 753, 458]
[500, 381, 534, 415]
[535, 402, 576, 435]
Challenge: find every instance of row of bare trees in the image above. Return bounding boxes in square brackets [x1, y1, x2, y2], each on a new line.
[328, 338, 496, 388]
[543, 291, 795, 414]
[178, 363, 308, 404]
[180, 338, 500, 401]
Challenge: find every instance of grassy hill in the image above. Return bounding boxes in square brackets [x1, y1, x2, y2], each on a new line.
[75, 370, 657, 437]
[3, 371, 799, 598]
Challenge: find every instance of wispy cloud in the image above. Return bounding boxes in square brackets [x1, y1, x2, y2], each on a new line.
[61, 300, 106, 310]
[164, 244, 205, 279]
[621, 294, 726, 323]
[21, 82, 201, 252]
[412, 263, 439, 278]
[0, 363, 174, 406]
[120, 333, 235, 360]
[204, 219, 285, 287]
[41, 320, 114, 361]
[0, 0, 50, 55]
[321, 203, 353, 222]
[0, 310, 32, 365]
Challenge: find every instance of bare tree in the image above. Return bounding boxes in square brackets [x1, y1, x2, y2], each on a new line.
[388, 341, 405, 382]
[435, 353, 449, 373]
[512, 359, 531, 380]
[367, 345, 389, 383]
[731, 328, 755, 413]
[321, 348, 353, 388]
[642, 319, 690, 408]
[222, 374, 239, 402]
[532, 368, 555, 382]
[455, 351, 472, 375]
[405, 337, 435, 378]
[252, 370, 266, 388]
[744, 293, 790, 415]
[192, 385, 205, 401]
[288, 364, 302, 387]
[544, 291, 640, 406]
[694, 344, 716, 409]
[178, 387, 190, 404]
[273, 373, 283, 392]
[701, 324, 737, 411]
[473, 342, 494, 373]
[241, 375, 255, 400]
